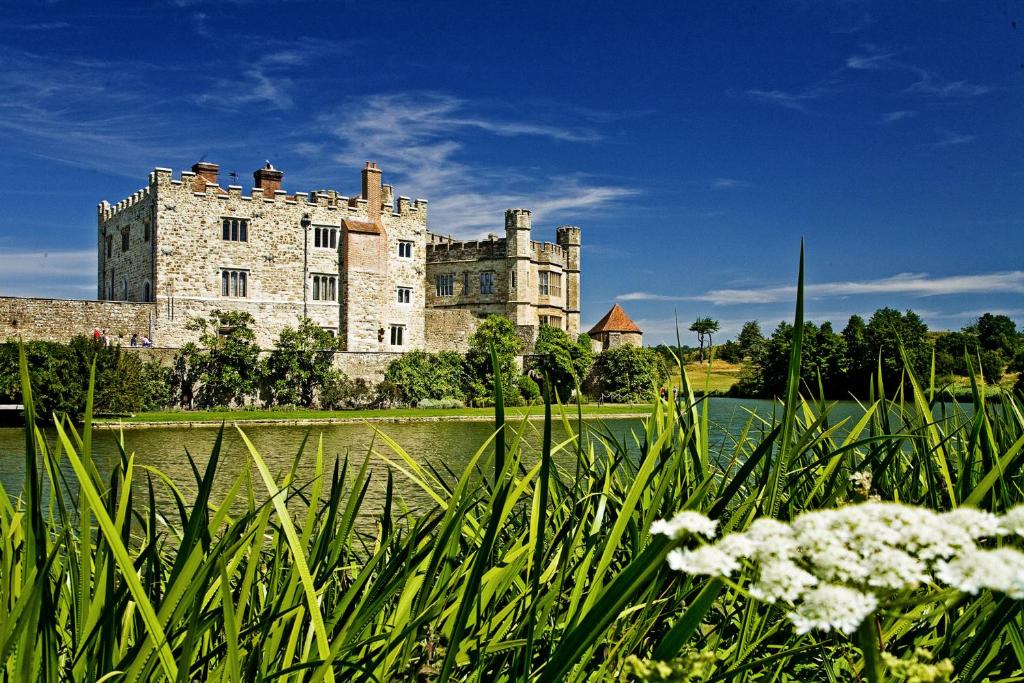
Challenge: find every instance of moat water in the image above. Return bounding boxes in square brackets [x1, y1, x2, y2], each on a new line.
[0, 398, 975, 519]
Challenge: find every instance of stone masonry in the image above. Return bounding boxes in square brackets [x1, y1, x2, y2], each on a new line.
[425, 209, 581, 348]
[2, 161, 585, 380]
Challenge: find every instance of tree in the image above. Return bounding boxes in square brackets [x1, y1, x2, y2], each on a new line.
[532, 326, 595, 401]
[588, 345, 668, 403]
[975, 313, 1018, 355]
[465, 315, 524, 405]
[689, 317, 720, 362]
[717, 339, 744, 364]
[860, 308, 930, 393]
[178, 310, 261, 408]
[737, 321, 765, 359]
[384, 350, 467, 405]
[262, 318, 341, 407]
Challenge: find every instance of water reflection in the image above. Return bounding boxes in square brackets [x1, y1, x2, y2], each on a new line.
[0, 397, 976, 520]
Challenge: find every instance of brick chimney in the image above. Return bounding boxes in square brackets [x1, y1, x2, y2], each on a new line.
[361, 161, 382, 214]
[254, 161, 283, 195]
[192, 162, 219, 189]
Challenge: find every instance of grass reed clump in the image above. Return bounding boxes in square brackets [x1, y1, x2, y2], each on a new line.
[3, 253, 1024, 681]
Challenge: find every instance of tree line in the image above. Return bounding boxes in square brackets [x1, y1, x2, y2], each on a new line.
[0, 312, 671, 420]
[713, 310, 1023, 398]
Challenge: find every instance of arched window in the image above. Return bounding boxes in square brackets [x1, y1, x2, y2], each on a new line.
[122, 278, 129, 300]
[143, 280, 151, 302]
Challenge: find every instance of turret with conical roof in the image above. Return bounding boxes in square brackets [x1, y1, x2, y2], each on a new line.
[588, 303, 643, 351]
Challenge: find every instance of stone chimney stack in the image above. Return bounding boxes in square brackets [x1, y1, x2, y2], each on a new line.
[361, 161, 383, 214]
[192, 162, 220, 188]
[253, 161, 283, 195]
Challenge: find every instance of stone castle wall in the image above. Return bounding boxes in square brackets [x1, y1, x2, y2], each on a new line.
[0, 297, 156, 343]
[99, 164, 428, 351]
[424, 210, 581, 341]
[424, 308, 480, 352]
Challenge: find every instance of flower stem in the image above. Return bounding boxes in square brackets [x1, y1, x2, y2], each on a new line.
[856, 617, 883, 683]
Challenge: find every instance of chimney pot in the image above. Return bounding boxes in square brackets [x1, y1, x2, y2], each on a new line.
[253, 162, 284, 195]
[191, 162, 219, 191]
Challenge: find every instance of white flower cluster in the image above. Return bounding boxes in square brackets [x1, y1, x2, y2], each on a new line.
[654, 502, 1024, 634]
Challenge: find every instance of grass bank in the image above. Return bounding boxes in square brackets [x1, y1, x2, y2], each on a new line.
[93, 402, 650, 427]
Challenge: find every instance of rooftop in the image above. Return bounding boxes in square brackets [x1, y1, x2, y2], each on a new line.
[588, 304, 642, 335]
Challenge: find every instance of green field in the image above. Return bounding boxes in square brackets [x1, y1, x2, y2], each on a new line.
[674, 359, 744, 394]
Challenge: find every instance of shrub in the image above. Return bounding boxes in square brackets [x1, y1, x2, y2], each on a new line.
[465, 315, 524, 404]
[384, 350, 466, 404]
[416, 397, 464, 409]
[588, 345, 668, 403]
[517, 374, 541, 403]
[531, 327, 594, 401]
[0, 337, 174, 419]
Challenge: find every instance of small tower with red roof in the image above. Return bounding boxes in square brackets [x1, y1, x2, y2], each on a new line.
[587, 303, 643, 351]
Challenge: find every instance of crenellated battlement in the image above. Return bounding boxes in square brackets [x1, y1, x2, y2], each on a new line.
[103, 165, 428, 216]
[426, 233, 507, 262]
[98, 185, 153, 221]
[530, 240, 569, 264]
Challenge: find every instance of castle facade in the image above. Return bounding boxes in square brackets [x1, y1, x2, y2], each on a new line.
[91, 161, 581, 352]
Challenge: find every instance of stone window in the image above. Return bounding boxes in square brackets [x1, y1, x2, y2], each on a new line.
[143, 220, 151, 242]
[510, 271, 516, 290]
[397, 286, 411, 304]
[143, 280, 151, 302]
[462, 272, 469, 294]
[314, 226, 338, 249]
[539, 315, 563, 329]
[121, 227, 130, 252]
[105, 236, 112, 258]
[436, 273, 454, 297]
[222, 217, 249, 242]
[398, 240, 413, 258]
[390, 324, 405, 346]
[479, 271, 495, 295]
[539, 271, 561, 297]
[122, 278, 129, 300]
[312, 274, 337, 301]
[221, 269, 248, 297]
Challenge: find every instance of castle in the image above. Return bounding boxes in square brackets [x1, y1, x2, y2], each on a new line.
[3, 161, 581, 357]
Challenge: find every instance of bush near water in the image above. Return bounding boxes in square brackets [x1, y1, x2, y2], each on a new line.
[0, 312, 660, 418]
[3, 254, 1024, 680]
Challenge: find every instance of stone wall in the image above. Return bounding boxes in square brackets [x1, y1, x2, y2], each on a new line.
[0, 297, 156, 343]
[332, 351, 403, 385]
[424, 308, 480, 353]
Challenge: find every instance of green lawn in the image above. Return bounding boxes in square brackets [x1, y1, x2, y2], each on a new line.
[97, 402, 653, 424]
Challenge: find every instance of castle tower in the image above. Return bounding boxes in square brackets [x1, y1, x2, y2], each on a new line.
[556, 225, 581, 336]
[505, 209, 534, 328]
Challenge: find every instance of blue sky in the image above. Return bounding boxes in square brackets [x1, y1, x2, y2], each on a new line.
[1, 0, 1022, 344]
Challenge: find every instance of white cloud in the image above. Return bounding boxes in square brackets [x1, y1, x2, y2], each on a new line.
[323, 92, 634, 235]
[743, 87, 828, 111]
[0, 249, 96, 298]
[618, 271, 1024, 306]
[880, 110, 916, 124]
[710, 177, 750, 189]
[932, 129, 975, 148]
[846, 45, 991, 99]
